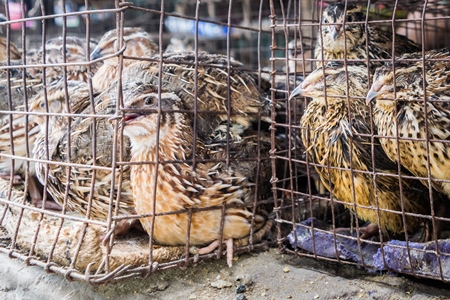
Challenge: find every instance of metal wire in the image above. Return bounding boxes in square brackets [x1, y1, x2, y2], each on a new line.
[0, 0, 277, 283]
[270, 0, 450, 283]
[0, 0, 449, 284]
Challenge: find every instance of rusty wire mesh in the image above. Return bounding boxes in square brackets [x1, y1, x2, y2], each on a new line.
[0, 0, 278, 284]
[1, 0, 450, 285]
[270, 0, 450, 282]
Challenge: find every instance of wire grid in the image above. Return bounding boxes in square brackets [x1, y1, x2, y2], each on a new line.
[0, 0, 276, 284]
[270, 0, 450, 282]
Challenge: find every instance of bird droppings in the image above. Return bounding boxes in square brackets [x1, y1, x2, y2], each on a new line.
[236, 294, 247, 300]
[143, 281, 169, 294]
[235, 274, 253, 287]
[210, 279, 232, 289]
[235, 284, 246, 294]
[1, 248, 450, 299]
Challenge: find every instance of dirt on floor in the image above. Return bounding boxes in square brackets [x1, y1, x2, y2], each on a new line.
[1, 247, 449, 300]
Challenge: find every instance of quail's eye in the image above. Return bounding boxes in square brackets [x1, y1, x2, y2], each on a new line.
[40, 101, 45, 108]
[144, 97, 155, 105]
[347, 15, 353, 22]
[322, 18, 328, 24]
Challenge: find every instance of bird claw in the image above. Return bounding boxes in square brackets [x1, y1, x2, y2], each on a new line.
[193, 253, 199, 264]
[0, 173, 22, 185]
[196, 238, 235, 267]
[359, 223, 380, 240]
[225, 238, 234, 267]
[100, 219, 139, 245]
[32, 198, 63, 211]
[196, 240, 221, 255]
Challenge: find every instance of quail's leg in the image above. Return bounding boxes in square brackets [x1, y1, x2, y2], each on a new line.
[114, 218, 144, 236]
[0, 172, 22, 185]
[424, 202, 447, 241]
[100, 214, 144, 243]
[333, 223, 380, 239]
[197, 238, 234, 267]
[28, 176, 62, 211]
[359, 223, 379, 239]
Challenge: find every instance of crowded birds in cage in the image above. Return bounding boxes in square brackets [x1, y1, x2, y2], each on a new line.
[0, 35, 102, 210]
[90, 27, 158, 90]
[30, 79, 136, 230]
[0, 61, 44, 207]
[122, 84, 265, 268]
[367, 48, 450, 200]
[290, 62, 438, 240]
[30, 80, 107, 215]
[121, 51, 273, 166]
[25, 35, 100, 84]
[121, 51, 272, 267]
[315, 2, 420, 69]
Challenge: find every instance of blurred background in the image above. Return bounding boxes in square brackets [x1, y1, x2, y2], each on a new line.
[2, 0, 450, 72]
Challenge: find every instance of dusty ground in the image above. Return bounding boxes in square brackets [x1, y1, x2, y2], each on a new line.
[1, 248, 449, 300]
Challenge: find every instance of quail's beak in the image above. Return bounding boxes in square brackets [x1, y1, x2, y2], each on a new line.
[366, 88, 380, 105]
[90, 48, 103, 61]
[289, 84, 304, 100]
[366, 81, 384, 105]
[331, 24, 342, 40]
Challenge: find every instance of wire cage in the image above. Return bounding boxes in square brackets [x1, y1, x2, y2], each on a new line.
[271, 0, 450, 282]
[2, 0, 450, 286]
[0, 0, 279, 284]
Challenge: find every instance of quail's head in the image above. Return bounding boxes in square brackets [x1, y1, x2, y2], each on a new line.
[290, 62, 368, 103]
[90, 27, 158, 65]
[318, 3, 365, 54]
[122, 81, 183, 149]
[367, 62, 423, 106]
[29, 80, 91, 127]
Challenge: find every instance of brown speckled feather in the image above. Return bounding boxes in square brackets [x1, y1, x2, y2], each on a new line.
[0, 60, 42, 113]
[292, 62, 433, 235]
[123, 52, 272, 200]
[25, 36, 100, 84]
[91, 27, 158, 90]
[0, 36, 98, 174]
[0, 37, 21, 61]
[123, 51, 269, 142]
[122, 82, 265, 253]
[32, 80, 133, 219]
[0, 37, 98, 204]
[0, 61, 43, 175]
[316, 3, 420, 68]
[368, 48, 450, 198]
